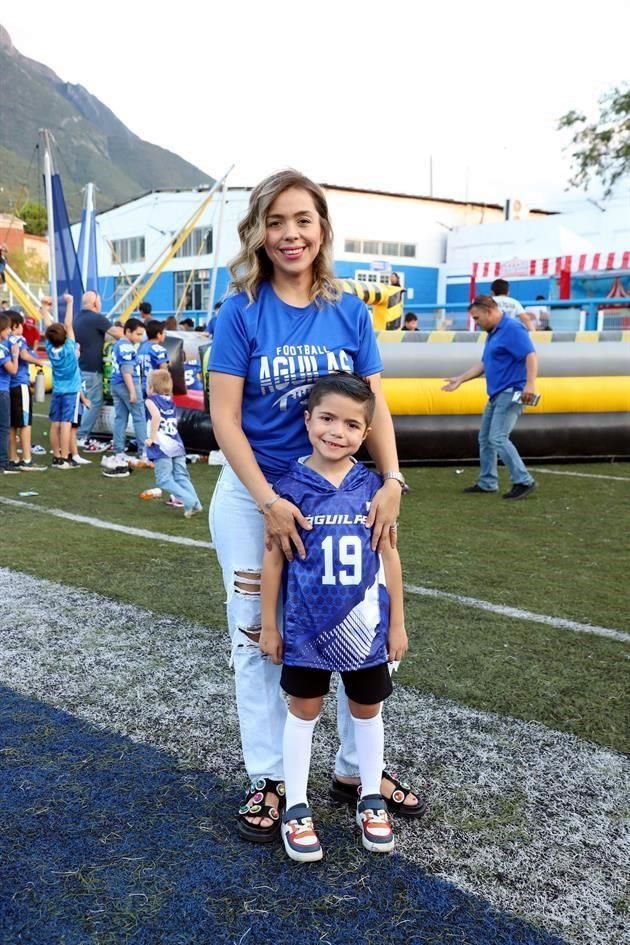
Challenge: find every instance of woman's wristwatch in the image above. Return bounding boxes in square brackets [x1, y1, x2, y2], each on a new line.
[382, 471, 410, 494]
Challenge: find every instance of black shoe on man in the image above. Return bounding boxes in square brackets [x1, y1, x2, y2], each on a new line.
[503, 481, 537, 500]
[463, 484, 497, 494]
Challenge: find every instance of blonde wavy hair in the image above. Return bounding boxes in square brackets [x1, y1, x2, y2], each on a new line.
[228, 169, 341, 304]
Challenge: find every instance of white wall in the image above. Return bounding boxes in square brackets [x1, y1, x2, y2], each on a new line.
[75, 189, 251, 279]
[328, 188, 509, 267]
[446, 202, 630, 274]
[83, 186, 520, 279]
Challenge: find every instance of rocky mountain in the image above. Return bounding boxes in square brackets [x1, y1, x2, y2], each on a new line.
[0, 25, 214, 218]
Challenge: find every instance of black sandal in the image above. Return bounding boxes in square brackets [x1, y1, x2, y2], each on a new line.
[237, 777, 286, 843]
[330, 769, 428, 819]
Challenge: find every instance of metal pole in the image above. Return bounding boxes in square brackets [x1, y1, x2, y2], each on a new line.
[110, 165, 234, 321]
[41, 130, 58, 318]
[208, 176, 229, 316]
[80, 182, 94, 287]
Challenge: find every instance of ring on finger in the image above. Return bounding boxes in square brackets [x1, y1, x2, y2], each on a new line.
[390, 522, 399, 531]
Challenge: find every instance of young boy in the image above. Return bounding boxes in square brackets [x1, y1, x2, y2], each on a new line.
[0, 312, 20, 474]
[260, 373, 408, 863]
[41, 294, 90, 469]
[104, 317, 147, 475]
[143, 369, 202, 517]
[7, 310, 46, 471]
[138, 319, 169, 398]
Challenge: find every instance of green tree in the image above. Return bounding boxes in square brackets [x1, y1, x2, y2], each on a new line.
[9, 248, 48, 285]
[16, 201, 48, 236]
[559, 84, 630, 196]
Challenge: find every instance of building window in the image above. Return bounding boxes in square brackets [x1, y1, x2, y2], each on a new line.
[344, 238, 416, 259]
[174, 269, 210, 311]
[110, 236, 145, 264]
[354, 269, 402, 286]
[175, 227, 213, 259]
[113, 276, 135, 304]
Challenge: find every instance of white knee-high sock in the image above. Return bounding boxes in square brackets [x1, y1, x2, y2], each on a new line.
[283, 711, 318, 811]
[352, 713, 384, 798]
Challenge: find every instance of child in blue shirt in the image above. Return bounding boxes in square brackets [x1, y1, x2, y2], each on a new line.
[260, 373, 408, 863]
[0, 312, 20, 474]
[138, 319, 169, 397]
[144, 369, 202, 517]
[41, 294, 90, 470]
[8, 310, 46, 471]
[109, 317, 147, 467]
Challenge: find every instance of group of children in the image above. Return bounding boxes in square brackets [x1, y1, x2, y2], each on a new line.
[1, 297, 201, 516]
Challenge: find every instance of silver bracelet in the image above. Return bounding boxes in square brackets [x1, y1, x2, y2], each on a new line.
[260, 493, 280, 513]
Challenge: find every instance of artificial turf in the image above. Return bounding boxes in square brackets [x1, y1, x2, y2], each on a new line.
[1, 406, 628, 754]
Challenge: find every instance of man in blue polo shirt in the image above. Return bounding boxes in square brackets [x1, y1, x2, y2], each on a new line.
[442, 294, 538, 500]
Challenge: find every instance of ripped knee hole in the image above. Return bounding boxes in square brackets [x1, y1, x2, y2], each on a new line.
[234, 570, 261, 595]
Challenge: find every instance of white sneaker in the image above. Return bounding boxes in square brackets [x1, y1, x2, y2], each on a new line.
[281, 805, 323, 863]
[72, 454, 92, 465]
[356, 795, 394, 853]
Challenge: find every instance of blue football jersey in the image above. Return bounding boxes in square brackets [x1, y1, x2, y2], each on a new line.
[275, 460, 389, 672]
[144, 394, 185, 461]
[110, 338, 140, 385]
[138, 340, 169, 393]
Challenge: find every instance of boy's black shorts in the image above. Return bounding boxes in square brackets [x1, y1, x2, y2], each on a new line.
[281, 661, 393, 705]
[10, 384, 32, 428]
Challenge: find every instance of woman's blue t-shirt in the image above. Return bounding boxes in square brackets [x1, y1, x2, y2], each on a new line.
[209, 283, 383, 480]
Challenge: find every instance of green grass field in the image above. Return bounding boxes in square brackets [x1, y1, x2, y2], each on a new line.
[2, 408, 629, 754]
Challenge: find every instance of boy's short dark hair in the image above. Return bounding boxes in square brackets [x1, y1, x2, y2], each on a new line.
[0, 312, 9, 332]
[124, 317, 143, 333]
[139, 301, 152, 316]
[403, 312, 417, 323]
[146, 319, 165, 340]
[45, 322, 67, 348]
[307, 372, 376, 425]
[8, 310, 24, 328]
[491, 278, 509, 295]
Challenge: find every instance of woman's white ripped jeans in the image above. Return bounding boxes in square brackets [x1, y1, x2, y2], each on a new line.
[209, 463, 360, 782]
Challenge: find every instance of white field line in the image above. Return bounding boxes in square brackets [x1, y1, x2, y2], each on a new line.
[2, 495, 626, 642]
[404, 583, 630, 643]
[529, 468, 630, 482]
[0, 496, 214, 549]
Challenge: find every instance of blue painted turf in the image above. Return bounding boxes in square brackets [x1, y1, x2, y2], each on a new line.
[0, 686, 568, 945]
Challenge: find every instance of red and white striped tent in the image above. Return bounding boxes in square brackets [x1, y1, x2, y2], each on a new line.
[470, 250, 630, 300]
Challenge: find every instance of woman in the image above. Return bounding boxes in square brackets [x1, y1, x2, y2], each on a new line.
[209, 170, 424, 842]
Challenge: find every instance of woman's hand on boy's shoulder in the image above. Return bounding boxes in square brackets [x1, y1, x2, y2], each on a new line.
[388, 623, 408, 663]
